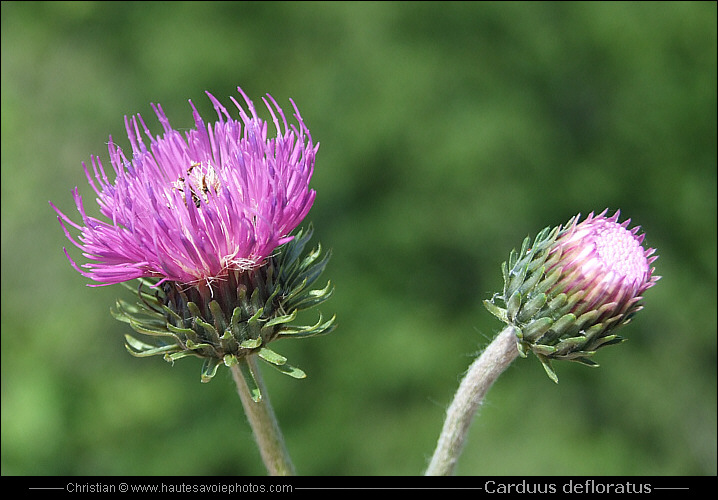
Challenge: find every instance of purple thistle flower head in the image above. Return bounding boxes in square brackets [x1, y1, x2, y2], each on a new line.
[51, 87, 318, 288]
[484, 209, 659, 382]
[51, 87, 334, 385]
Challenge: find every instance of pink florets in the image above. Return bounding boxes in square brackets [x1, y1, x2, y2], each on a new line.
[51, 87, 318, 287]
[549, 210, 659, 322]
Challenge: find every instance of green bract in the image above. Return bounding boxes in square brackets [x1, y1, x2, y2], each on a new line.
[112, 226, 334, 398]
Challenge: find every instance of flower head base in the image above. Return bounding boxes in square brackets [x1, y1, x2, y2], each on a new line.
[484, 210, 659, 382]
[52, 88, 334, 394]
[114, 226, 334, 396]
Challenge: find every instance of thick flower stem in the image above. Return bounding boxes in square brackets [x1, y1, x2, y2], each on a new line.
[425, 325, 520, 476]
[231, 357, 296, 476]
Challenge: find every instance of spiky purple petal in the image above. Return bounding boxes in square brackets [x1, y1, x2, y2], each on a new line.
[548, 209, 659, 321]
[52, 87, 318, 287]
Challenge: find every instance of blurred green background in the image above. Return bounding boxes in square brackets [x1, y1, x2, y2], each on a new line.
[2, 1, 716, 476]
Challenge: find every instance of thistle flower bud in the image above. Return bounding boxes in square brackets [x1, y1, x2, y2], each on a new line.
[484, 210, 659, 382]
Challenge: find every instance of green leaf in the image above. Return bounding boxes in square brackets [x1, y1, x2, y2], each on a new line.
[237, 358, 262, 402]
[258, 347, 287, 366]
[519, 266, 545, 295]
[538, 355, 559, 383]
[230, 306, 244, 327]
[164, 350, 198, 362]
[185, 339, 214, 351]
[124, 334, 158, 352]
[219, 328, 239, 354]
[516, 340, 529, 358]
[124, 335, 178, 357]
[166, 323, 198, 337]
[209, 300, 227, 332]
[112, 300, 166, 328]
[194, 316, 221, 344]
[517, 292, 547, 323]
[240, 337, 262, 349]
[506, 290, 522, 323]
[581, 322, 606, 345]
[200, 358, 222, 383]
[535, 267, 562, 295]
[127, 319, 179, 340]
[264, 310, 298, 329]
[223, 354, 239, 367]
[262, 286, 281, 312]
[187, 302, 202, 318]
[285, 280, 334, 311]
[575, 309, 600, 331]
[522, 316, 553, 341]
[298, 243, 323, 273]
[572, 356, 600, 367]
[531, 343, 557, 356]
[519, 235, 532, 257]
[280, 225, 313, 268]
[545, 292, 568, 314]
[263, 361, 307, 379]
[247, 307, 265, 326]
[161, 304, 184, 323]
[526, 250, 547, 273]
[294, 248, 331, 290]
[282, 276, 309, 303]
[540, 313, 576, 344]
[483, 299, 508, 323]
[554, 336, 587, 355]
[560, 349, 597, 361]
[592, 335, 626, 349]
[506, 265, 528, 300]
[277, 313, 336, 338]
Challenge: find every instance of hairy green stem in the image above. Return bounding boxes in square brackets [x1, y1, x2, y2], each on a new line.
[425, 325, 520, 476]
[231, 356, 296, 476]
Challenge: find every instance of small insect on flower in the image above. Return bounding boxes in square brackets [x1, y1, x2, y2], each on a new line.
[172, 161, 221, 208]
